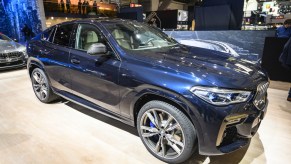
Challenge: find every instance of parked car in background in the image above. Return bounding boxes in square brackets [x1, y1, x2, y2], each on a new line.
[0, 33, 27, 70]
[27, 19, 269, 163]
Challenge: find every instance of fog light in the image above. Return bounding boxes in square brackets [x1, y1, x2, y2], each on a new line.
[225, 114, 248, 125]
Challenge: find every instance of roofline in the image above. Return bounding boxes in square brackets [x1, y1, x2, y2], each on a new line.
[47, 18, 139, 28]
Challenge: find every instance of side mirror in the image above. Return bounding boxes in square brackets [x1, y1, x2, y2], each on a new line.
[87, 43, 107, 55]
[13, 38, 18, 42]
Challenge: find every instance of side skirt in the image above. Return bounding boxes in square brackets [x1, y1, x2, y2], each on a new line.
[54, 89, 135, 127]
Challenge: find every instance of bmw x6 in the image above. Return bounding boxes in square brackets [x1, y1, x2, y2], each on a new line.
[27, 19, 269, 163]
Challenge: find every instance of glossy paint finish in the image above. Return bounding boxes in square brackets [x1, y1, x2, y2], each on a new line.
[27, 19, 269, 156]
[69, 48, 121, 114]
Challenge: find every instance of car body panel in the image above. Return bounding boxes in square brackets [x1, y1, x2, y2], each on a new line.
[69, 48, 122, 114]
[45, 44, 72, 92]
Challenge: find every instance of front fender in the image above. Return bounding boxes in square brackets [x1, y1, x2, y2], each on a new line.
[27, 57, 55, 90]
[119, 84, 203, 149]
[27, 57, 46, 73]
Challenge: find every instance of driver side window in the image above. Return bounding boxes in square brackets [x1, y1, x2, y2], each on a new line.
[75, 24, 105, 51]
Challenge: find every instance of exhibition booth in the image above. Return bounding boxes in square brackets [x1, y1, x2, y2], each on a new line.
[0, 0, 291, 164]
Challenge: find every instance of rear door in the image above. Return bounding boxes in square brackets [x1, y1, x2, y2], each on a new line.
[44, 23, 75, 93]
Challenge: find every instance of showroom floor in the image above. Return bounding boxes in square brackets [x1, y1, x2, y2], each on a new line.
[0, 69, 290, 164]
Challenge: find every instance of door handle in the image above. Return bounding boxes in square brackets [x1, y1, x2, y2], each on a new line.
[71, 58, 80, 64]
[40, 49, 50, 55]
[43, 49, 51, 55]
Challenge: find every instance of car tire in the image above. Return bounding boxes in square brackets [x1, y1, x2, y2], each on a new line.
[31, 68, 59, 103]
[137, 100, 197, 164]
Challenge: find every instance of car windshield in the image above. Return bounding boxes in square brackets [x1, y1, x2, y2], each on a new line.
[104, 21, 178, 50]
[0, 34, 12, 42]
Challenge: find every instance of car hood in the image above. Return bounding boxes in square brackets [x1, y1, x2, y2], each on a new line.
[127, 44, 268, 90]
[0, 41, 24, 52]
[179, 39, 240, 57]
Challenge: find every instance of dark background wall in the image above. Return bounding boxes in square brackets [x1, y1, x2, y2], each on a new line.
[262, 37, 291, 82]
[143, 10, 178, 29]
[117, 7, 144, 22]
[195, 0, 244, 30]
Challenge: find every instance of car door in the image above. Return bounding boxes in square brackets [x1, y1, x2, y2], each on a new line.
[44, 23, 75, 93]
[69, 23, 121, 114]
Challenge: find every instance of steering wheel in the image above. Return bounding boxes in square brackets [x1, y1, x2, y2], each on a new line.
[144, 38, 156, 45]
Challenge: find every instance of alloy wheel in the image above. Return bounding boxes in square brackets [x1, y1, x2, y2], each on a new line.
[32, 71, 48, 101]
[140, 108, 185, 159]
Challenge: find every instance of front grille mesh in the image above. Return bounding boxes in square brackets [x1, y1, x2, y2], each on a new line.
[219, 127, 237, 147]
[0, 52, 23, 62]
[0, 52, 23, 60]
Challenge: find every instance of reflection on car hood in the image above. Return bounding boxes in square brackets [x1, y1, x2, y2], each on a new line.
[128, 44, 267, 89]
[0, 41, 24, 52]
[179, 39, 240, 57]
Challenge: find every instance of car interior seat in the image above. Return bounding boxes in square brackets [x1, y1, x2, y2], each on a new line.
[112, 29, 132, 49]
[83, 31, 99, 50]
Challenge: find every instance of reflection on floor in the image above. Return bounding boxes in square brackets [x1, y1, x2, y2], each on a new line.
[0, 69, 290, 164]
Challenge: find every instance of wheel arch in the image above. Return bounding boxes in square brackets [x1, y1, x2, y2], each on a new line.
[133, 93, 191, 126]
[27, 57, 45, 77]
[27, 58, 54, 91]
[130, 87, 201, 133]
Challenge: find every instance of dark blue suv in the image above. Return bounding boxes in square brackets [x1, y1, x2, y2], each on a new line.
[27, 19, 269, 163]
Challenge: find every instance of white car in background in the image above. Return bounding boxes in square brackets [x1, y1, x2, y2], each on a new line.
[0, 33, 27, 70]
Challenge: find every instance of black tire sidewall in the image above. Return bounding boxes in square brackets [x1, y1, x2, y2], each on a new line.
[137, 100, 197, 164]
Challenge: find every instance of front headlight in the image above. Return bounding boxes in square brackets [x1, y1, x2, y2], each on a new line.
[18, 47, 28, 58]
[190, 86, 251, 106]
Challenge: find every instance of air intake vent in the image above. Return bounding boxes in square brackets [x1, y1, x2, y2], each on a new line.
[253, 82, 269, 110]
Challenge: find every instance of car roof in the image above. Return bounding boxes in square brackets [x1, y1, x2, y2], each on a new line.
[58, 18, 133, 26]
[45, 18, 138, 32]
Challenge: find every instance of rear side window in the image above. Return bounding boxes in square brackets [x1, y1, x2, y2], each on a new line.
[53, 24, 74, 47]
[42, 27, 54, 41]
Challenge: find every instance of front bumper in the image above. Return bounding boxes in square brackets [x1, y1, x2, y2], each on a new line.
[0, 51, 27, 70]
[186, 94, 268, 155]
[0, 59, 26, 70]
[217, 99, 268, 154]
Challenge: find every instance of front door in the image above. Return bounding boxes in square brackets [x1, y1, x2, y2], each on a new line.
[69, 23, 121, 114]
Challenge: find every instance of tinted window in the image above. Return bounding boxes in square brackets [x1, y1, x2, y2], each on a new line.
[42, 27, 53, 41]
[53, 24, 74, 46]
[75, 24, 105, 51]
